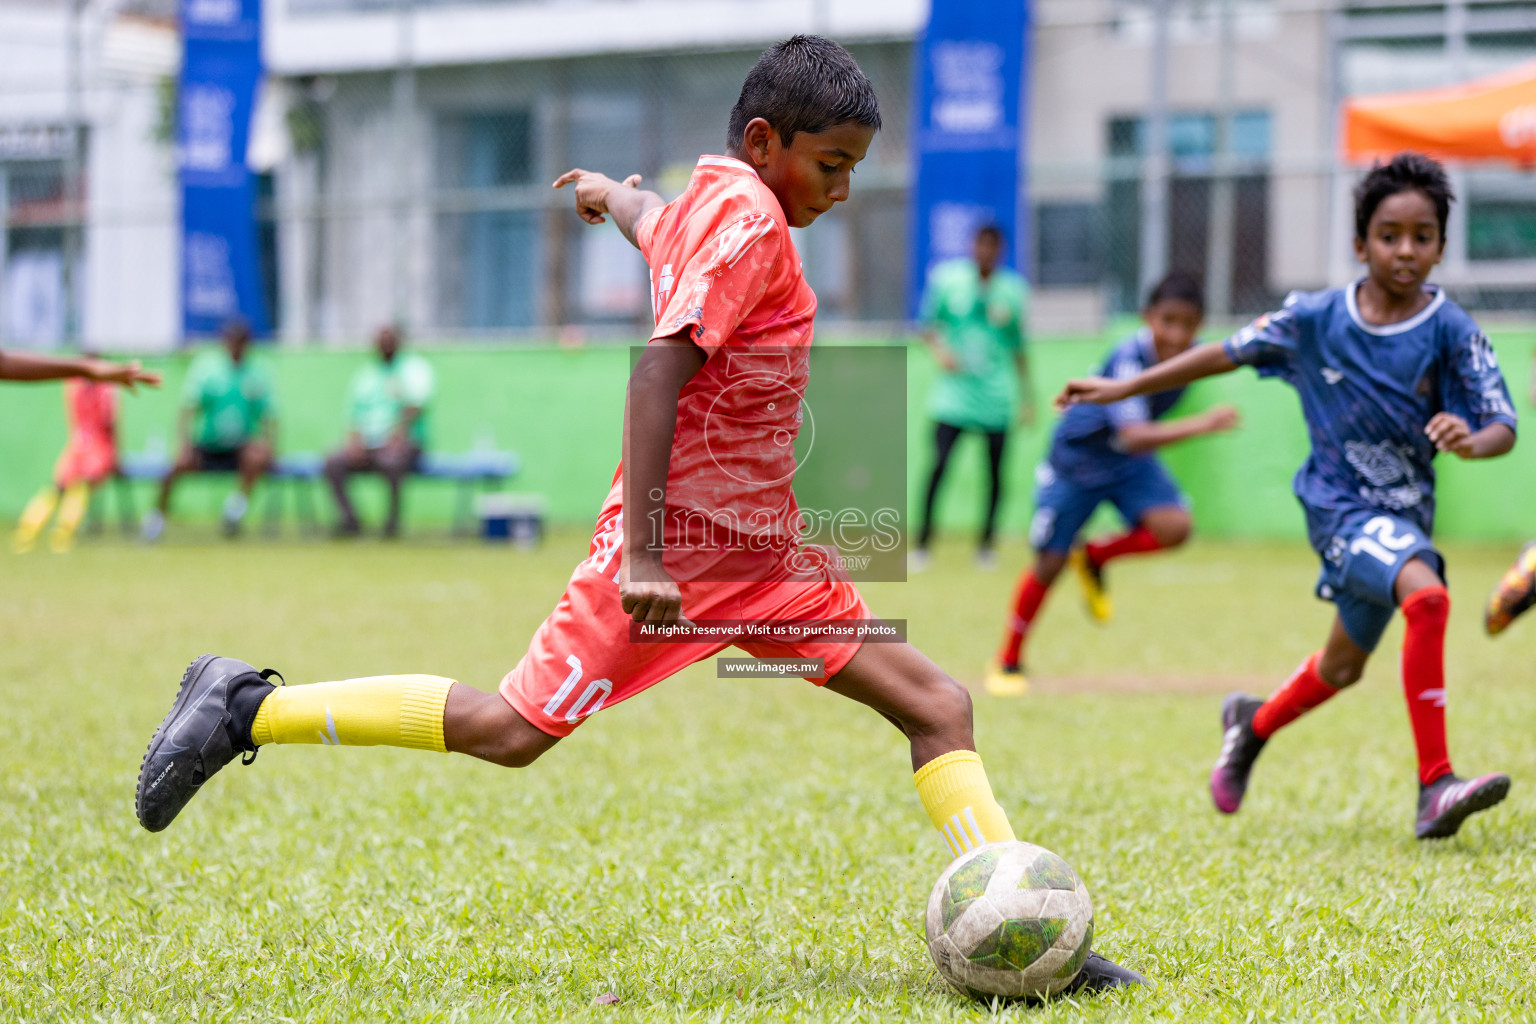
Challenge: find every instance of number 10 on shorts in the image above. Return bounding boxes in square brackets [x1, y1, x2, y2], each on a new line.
[542, 654, 613, 724]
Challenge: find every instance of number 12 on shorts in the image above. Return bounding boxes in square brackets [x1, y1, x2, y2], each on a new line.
[1350, 516, 1417, 567]
[543, 654, 613, 724]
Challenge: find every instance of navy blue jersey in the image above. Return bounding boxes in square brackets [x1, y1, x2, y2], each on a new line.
[1049, 329, 1187, 486]
[1224, 283, 1516, 553]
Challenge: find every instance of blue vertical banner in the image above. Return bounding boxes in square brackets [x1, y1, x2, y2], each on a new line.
[179, 0, 269, 339]
[907, 1, 1031, 316]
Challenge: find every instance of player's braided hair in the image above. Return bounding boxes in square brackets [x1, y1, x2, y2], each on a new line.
[727, 35, 882, 151]
[1353, 152, 1454, 242]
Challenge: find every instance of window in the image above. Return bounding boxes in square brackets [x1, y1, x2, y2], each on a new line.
[2, 156, 84, 346]
[1468, 201, 1536, 260]
[435, 110, 539, 329]
[439, 111, 533, 190]
[1467, 166, 1536, 261]
[1108, 110, 1271, 163]
[1102, 110, 1272, 312]
[1035, 203, 1099, 286]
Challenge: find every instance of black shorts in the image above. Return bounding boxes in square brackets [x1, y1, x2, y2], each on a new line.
[193, 445, 247, 473]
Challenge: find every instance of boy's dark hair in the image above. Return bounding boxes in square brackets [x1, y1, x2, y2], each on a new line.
[1145, 271, 1205, 313]
[976, 223, 1005, 245]
[726, 35, 882, 151]
[1353, 151, 1454, 242]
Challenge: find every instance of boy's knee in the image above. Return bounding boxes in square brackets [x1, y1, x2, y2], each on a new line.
[1034, 552, 1067, 584]
[918, 674, 973, 734]
[1148, 514, 1191, 548]
[1318, 657, 1364, 689]
[244, 442, 274, 471]
[323, 452, 349, 480]
[449, 688, 559, 768]
[480, 735, 548, 769]
[469, 713, 554, 767]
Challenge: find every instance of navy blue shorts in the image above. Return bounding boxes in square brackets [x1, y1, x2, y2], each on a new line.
[1316, 510, 1444, 652]
[1028, 457, 1186, 555]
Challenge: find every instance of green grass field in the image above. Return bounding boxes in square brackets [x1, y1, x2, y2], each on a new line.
[2, 534, 1534, 1022]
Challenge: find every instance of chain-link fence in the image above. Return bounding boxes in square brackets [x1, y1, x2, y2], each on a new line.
[3, 0, 1536, 351]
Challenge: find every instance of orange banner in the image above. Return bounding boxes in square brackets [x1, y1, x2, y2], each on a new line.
[1343, 60, 1536, 164]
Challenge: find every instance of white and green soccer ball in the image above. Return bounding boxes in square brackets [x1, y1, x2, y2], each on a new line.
[925, 840, 1094, 1000]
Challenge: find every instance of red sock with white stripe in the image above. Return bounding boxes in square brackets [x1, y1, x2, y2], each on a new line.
[1401, 585, 1453, 785]
[1252, 652, 1339, 739]
[1084, 524, 1164, 567]
[998, 571, 1050, 670]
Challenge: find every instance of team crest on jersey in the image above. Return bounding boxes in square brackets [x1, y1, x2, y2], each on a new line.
[1345, 440, 1422, 510]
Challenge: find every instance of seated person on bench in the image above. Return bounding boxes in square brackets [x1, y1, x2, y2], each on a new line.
[143, 320, 277, 541]
[326, 325, 435, 538]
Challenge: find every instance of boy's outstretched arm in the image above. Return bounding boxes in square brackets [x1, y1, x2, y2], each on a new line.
[620, 334, 706, 625]
[0, 348, 161, 389]
[553, 169, 665, 249]
[1057, 342, 1235, 409]
[1115, 404, 1240, 455]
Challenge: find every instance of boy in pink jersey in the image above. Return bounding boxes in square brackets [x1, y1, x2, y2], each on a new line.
[135, 37, 1142, 996]
[13, 377, 117, 553]
[6, 347, 160, 553]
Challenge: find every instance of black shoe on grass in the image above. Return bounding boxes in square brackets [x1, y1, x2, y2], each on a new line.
[1060, 953, 1150, 996]
[135, 654, 277, 832]
[1210, 693, 1266, 814]
[1415, 771, 1511, 840]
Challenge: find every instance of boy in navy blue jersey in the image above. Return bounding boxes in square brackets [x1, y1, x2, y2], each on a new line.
[1059, 153, 1517, 841]
[988, 273, 1238, 696]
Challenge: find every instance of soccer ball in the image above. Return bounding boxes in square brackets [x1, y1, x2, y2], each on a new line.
[925, 840, 1094, 1000]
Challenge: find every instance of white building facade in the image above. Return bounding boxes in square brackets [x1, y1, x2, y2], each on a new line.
[0, 0, 180, 352]
[4, 0, 1534, 350]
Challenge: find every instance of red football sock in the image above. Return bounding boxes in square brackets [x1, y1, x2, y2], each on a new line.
[999, 571, 1051, 669]
[1084, 524, 1164, 567]
[1252, 652, 1340, 739]
[1401, 585, 1453, 786]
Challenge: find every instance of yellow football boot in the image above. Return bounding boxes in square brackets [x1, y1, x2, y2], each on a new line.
[1486, 541, 1536, 636]
[1071, 548, 1113, 623]
[983, 663, 1028, 698]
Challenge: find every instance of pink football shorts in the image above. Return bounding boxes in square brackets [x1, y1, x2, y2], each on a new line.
[500, 506, 874, 737]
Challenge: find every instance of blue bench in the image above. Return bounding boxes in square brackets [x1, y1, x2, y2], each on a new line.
[110, 448, 520, 537]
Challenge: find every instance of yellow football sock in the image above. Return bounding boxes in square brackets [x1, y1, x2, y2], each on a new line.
[49, 482, 89, 553]
[915, 750, 1017, 858]
[12, 487, 58, 554]
[250, 674, 455, 752]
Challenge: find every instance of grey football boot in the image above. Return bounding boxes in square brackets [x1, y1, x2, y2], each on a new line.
[1061, 952, 1151, 996]
[135, 654, 277, 832]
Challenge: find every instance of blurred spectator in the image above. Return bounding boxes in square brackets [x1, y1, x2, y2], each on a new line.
[11, 369, 119, 554]
[143, 320, 276, 541]
[326, 326, 435, 538]
[913, 224, 1033, 571]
